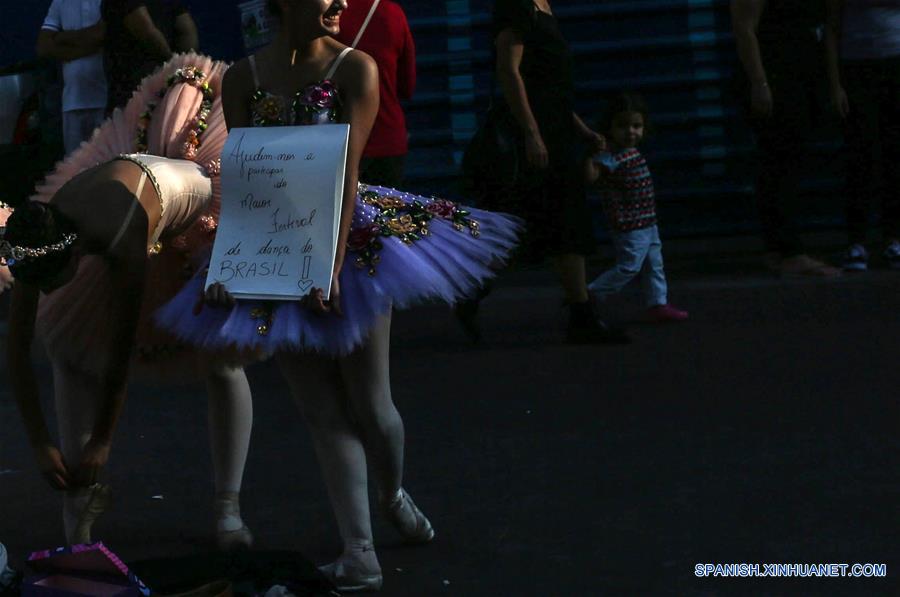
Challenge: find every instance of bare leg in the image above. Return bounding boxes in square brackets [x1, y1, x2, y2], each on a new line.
[206, 365, 253, 548]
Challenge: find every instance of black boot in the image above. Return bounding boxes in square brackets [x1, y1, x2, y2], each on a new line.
[453, 283, 492, 344]
[566, 299, 630, 345]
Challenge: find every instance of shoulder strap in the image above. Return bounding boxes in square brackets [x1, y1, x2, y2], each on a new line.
[325, 46, 354, 80]
[247, 55, 261, 89]
[351, 0, 382, 48]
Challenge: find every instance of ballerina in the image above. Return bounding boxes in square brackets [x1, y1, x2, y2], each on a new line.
[2, 54, 253, 550]
[156, 1, 521, 591]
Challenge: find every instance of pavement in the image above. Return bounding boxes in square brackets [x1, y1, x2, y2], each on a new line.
[0, 234, 898, 596]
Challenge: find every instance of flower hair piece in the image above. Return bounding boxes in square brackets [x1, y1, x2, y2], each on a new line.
[0, 232, 78, 266]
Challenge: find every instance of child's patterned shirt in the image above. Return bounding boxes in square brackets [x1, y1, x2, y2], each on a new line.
[594, 148, 657, 232]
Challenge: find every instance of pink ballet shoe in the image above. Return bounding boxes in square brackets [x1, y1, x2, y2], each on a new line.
[318, 543, 383, 593]
[381, 488, 435, 544]
[645, 304, 689, 323]
[69, 483, 112, 545]
[214, 492, 253, 551]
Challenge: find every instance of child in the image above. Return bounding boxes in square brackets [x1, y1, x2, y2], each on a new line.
[586, 92, 688, 322]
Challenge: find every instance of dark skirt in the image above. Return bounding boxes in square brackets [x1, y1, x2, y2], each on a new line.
[477, 98, 595, 262]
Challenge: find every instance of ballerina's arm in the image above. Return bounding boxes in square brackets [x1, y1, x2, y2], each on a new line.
[7, 282, 72, 490]
[330, 50, 379, 310]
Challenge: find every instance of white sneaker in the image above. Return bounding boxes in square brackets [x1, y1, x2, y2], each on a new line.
[842, 244, 868, 272]
[884, 241, 900, 270]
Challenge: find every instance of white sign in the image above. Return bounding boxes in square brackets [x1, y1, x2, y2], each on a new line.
[206, 125, 349, 300]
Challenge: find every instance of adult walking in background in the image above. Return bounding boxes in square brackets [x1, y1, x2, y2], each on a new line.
[37, 0, 108, 155]
[731, 0, 841, 278]
[459, 0, 627, 345]
[101, 0, 198, 112]
[825, 0, 900, 271]
[334, 0, 416, 188]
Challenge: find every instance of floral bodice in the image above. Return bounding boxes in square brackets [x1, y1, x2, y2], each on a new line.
[250, 80, 340, 127]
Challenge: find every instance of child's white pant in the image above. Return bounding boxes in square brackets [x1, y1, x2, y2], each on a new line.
[589, 224, 668, 307]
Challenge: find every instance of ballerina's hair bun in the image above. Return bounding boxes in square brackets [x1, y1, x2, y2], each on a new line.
[3, 201, 77, 285]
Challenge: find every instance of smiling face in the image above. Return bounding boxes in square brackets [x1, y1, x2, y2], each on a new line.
[274, 0, 347, 36]
[609, 111, 645, 149]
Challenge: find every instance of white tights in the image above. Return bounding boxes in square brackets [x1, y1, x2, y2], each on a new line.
[53, 361, 253, 542]
[276, 313, 404, 556]
[53, 361, 116, 542]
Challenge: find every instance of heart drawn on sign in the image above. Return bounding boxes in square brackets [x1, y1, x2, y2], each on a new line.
[297, 279, 314, 293]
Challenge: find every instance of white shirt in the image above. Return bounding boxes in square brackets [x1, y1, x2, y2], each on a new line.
[841, 0, 900, 61]
[42, 0, 107, 112]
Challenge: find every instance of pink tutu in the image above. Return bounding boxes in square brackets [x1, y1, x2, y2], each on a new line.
[28, 53, 244, 379]
[0, 204, 11, 293]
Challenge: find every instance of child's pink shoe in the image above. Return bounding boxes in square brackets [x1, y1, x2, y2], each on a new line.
[645, 304, 689, 322]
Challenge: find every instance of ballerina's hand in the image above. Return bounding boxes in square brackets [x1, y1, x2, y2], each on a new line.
[74, 437, 111, 487]
[34, 443, 71, 490]
[0, 265, 13, 295]
[201, 282, 236, 311]
[302, 274, 343, 316]
[302, 287, 330, 314]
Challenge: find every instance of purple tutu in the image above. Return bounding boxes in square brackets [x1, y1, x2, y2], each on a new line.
[156, 184, 521, 355]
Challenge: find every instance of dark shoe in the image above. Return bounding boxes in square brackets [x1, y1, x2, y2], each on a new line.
[453, 284, 492, 344]
[566, 300, 630, 345]
[453, 298, 482, 344]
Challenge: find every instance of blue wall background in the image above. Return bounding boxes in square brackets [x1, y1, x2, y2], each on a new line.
[0, 1, 844, 238]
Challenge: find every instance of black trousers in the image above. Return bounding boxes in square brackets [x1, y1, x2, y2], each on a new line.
[747, 60, 824, 258]
[359, 154, 406, 189]
[842, 56, 900, 244]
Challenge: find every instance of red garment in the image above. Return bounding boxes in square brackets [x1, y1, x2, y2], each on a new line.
[335, 0, 416, 158]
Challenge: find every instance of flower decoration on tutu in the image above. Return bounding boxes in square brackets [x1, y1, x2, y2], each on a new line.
[300, 81, 337, 110]
[425, 199, 457, 219]
[251, 91, 287, 127]
[363, 194, 405, 211]
[293, 81, 339, 125]
[348, 224, 380, 252]
[349, 225, 382, 276]
[135, 66, 215, 159]
[386, 214, 419, 236]
[205, 159, 221, 177]
[348, 188, 486, 275]
[198, 214, 218, 233]
[424, 199, 480, 237]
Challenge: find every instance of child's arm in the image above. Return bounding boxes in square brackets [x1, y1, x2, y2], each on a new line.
[584, 150, 621, 186]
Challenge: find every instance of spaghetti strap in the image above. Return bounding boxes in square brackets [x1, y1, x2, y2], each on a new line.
[325, 47, 354, 81]
[248, 55, 261, 89]
[108, 172, 146, 253]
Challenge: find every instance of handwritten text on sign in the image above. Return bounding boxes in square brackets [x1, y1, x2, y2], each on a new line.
[206, 124, 349, 300]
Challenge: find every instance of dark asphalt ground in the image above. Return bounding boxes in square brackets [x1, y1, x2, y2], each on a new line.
[1, 236, 898, 596]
